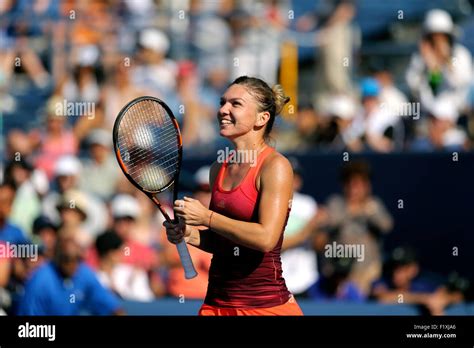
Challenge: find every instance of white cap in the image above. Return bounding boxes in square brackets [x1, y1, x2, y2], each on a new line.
[139, 28, 170, 54]
[87, 129, 112, 148]
[423, 9, 454, 35]
[77, 45, 100, 67]
[325, 95, 356, 120]
[55, 155, 82, 177]
[429, 98, 459, 122]
[111, 194, 140, 219]
[194, 166, 210, 187]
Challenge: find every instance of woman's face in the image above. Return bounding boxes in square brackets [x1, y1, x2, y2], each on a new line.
[217, 84, 260, 139]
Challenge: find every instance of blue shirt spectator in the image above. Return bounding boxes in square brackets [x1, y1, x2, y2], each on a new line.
[18, 261, 121, 315]
[308, 277, 366, 302]
[0, 221, 30, 245]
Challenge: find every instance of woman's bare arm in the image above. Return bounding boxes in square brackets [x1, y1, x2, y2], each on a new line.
[178, 154, 293, 253]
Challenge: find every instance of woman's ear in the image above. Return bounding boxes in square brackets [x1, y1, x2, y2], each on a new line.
[256, 111, 270, 127]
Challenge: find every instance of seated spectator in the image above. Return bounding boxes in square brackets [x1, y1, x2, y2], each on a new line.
[411, 98, 467, 152]
[42, 155, 108, 237]
[281, 158, 320, 297]
[95, 231, 154, 302]
[319, 94, 362, 152]
[102, 58, 150, 130]
[79, 129, 120, 200]
[359, 78, 403, 152]
[0, 183, 30, 245]
[18, 231, 123, 315]
[308, 258, 365, 302]
[31, 215, 58, 261]
[56, 190, 93, 248]
[374, 68, 409, 116]
[5, 158, 45, 236]
[406, 9, 472, 114]
[132, 28, 178, 99]
[32, 96, 79, 180]
[275, 103, 321, 152]
[316, 161, 393, 295]
[371, 247, 464, 315]
[86, 194, 164, 297]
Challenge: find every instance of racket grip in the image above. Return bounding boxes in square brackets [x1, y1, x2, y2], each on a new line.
[176, 240, 198, 279]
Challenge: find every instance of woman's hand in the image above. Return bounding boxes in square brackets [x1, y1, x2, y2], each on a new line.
[174, 196, 211, 227]
[163, 219, 191, 244]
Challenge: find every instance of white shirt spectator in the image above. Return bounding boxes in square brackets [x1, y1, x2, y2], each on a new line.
[97, 264, 154, 302]
[406, 43, 472, 112]
[281, 192, 319, 295]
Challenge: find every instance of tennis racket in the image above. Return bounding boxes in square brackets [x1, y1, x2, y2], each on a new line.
[113, 96, 197, 279]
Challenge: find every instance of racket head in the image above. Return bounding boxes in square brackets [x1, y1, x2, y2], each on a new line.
[112, 96, 182, 196]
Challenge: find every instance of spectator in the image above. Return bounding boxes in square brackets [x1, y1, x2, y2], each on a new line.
[86, 194, 164, 297]
[18, 231, 123, 315]
[320, 94, 362, 152]
[56, 190, 92, 248]
[0, 183, 30, 245]
[371, 247, 464, 315]
[4, 159, 46, 236]
[42, 155, 108, 237]
[102, 58, 150, 131]
[359, 78, 404, 152]
[308, 257, 365, 302]
[374, 68, 409, 117]
[281, 158, 320, 297]
[406, 9, 472, 113]
[32, 96, 79, 180]
[95, 231, 154, 302]
[317, 161, 393, 295]
[276, 103, 321, 152]
[314, 0, 358, 106]
[79, 129, 120, 200]
[411, 97, 467, 151]
[31, 215, 58, 261]
[132, 28, 178, 99]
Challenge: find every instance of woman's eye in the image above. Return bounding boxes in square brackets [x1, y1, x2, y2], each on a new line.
[233, 102, 241, 107]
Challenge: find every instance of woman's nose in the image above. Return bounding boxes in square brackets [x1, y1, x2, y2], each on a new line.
[219, 103, 230, 115]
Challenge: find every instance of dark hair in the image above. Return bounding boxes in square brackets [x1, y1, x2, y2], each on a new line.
[340, 160, 371, 184]
[230, 76, 290, 138]
[95, 231, 123, 258]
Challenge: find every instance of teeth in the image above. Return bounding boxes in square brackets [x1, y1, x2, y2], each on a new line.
[220, 120, 232, 125]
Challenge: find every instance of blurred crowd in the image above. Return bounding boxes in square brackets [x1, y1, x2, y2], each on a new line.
[1, 0, 473, 315]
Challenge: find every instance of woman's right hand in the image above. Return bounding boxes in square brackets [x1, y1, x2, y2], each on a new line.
[163, 219, 191, 244]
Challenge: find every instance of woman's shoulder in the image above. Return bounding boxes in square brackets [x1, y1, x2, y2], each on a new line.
[260, 150, 292, 177]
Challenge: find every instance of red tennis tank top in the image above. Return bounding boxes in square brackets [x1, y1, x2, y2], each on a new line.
[205, 146, 291, 308]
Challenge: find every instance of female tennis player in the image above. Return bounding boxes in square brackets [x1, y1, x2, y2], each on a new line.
[164, 76, 303, 315]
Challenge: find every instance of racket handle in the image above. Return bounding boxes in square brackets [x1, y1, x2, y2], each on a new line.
[176, 240, 198, 279]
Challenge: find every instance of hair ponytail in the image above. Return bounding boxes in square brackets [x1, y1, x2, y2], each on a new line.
[272, 84, 290, 115]
[231, 76, 290, 138]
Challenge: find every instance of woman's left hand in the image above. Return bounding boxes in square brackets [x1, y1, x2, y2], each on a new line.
[174, 196, 211, 226]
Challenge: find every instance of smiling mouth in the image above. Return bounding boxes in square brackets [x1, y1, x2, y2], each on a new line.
[219, 119, 234, 126]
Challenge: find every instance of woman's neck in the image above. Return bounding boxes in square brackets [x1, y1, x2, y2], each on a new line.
[232, 135, 267, 152]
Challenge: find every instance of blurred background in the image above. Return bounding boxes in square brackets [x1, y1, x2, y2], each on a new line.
[0, 0, 473, 315]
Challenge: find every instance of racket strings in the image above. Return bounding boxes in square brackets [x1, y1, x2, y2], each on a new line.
[116, 99, 180, 192]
